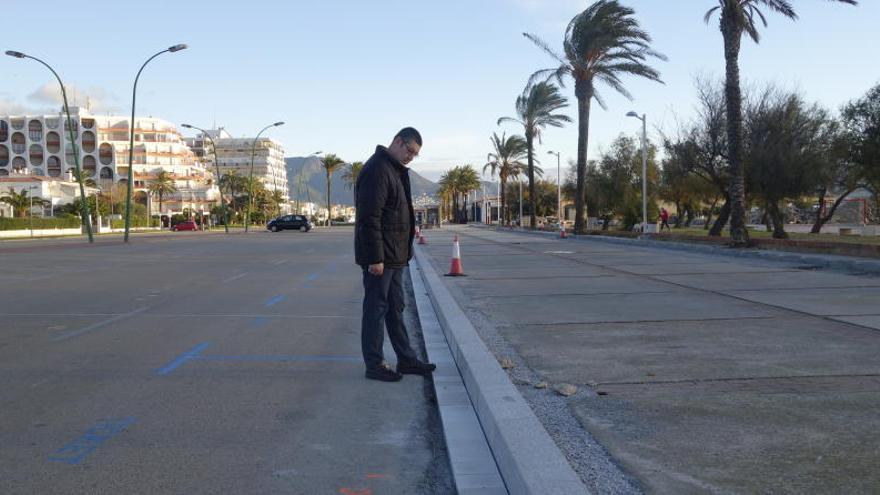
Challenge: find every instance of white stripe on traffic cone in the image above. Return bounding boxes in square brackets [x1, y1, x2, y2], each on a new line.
[445, 235, 465, 276]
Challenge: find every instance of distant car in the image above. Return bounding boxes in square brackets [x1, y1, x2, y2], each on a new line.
[172, 220, 199, 231]
[267, 214, 312, 232]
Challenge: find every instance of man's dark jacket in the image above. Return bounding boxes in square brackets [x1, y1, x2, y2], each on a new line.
[354, 146, 415, 268]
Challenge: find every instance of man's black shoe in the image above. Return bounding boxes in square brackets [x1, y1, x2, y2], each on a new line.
[365, 363, 403, 382]
[397, 359, 437, 376]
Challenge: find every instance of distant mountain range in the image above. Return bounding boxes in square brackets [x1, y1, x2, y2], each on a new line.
[285, 157, 499, 206]
[285, 156, 441, 206]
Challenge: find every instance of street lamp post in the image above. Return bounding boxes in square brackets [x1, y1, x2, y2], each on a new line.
[244, 122, 284, 232]
[547, 150, 562, 229]
[123, 43, 188, 243]
[182, 123, 228, 233]
[29, 185, 36, 238]
[6, 50, 94, 242]
[626, 111, 648, 233]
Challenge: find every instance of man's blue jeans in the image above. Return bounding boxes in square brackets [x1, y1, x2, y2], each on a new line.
[361, 266, 418, 369]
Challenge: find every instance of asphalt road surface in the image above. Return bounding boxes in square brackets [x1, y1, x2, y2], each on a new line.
[0, 229, 452, 494]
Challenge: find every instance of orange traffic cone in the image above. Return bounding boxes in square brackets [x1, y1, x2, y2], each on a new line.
[445, 235, 465, 276]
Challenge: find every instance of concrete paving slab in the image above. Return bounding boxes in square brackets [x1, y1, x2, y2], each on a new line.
[482, 291, 778, 325]
[830, 315, 880, 330]
[656, 269, 880, 292]
[458, 274, 680, 298]
[570, 388, 880, 494]
[728, 286, 880, 316]
[610, 261, 783, 276]
[498, 317, 880, 385]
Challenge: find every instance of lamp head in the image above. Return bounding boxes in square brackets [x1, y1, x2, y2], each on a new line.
[273, 121, 285, 127]
[626, 111, 640, 118]
[168, 44, 188, 53]
[181, 123, 193, 129]
[5, 50, 26, 58]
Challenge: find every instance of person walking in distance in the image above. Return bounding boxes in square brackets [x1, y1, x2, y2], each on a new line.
[659, 207, 671, 232]
[354, 127, 436, 382]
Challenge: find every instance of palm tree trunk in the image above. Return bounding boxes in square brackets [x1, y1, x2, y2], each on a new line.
[526, 133, 537, 230]
[721, 12, 749, 246]
[767, 199, 788, 239]
[500, 178, 507, 226]
[709, 196, 730, 236]
[574, 84, 592, 234]
[326, 171, 332, 227]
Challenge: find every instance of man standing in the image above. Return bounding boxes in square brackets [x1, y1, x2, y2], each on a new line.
[354, 128, 436, 382]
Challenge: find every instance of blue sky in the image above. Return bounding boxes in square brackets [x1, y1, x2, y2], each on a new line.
[2, 0, 877, 182]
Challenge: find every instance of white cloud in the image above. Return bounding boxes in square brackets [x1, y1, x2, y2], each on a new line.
[26, 82, 121, 114]
[0, 98, 35, 115]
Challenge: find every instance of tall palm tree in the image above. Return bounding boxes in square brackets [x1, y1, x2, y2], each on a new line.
[0, 187, 49, 218]
[485, 132, 528, 225]
[147, 170, 178, 218]
[438, 170, 458, 222]
[499, 81, 571, 229]
[526, 0, 666, 234]
[455, 165, 482, 223]
[320, 153, 346, 226]
[438, 165, 481, 223]
[71, 169, 97, 188]
[342, 161, 364, 190]
[269, 189, 285, 217]
[704, 0, 857, 245]
[219, 169, 245, 219]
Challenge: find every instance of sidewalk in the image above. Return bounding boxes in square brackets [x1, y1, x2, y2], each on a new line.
[416, 225, 880, 494]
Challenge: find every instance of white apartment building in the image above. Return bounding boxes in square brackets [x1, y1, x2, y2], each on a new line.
[0, 107, 219, 216]
[186, 130, 289, 203]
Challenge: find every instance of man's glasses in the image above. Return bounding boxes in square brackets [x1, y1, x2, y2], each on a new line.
[403, 141, 420, 158]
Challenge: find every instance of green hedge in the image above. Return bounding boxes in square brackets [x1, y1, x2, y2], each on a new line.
[110, 217, 160, 228]
[0, 216, 82, 231]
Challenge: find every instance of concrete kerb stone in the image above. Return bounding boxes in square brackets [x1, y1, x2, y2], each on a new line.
[469, 224, 880, 276]
[410, 263, 507, 495]
[413, 246, 591, 495]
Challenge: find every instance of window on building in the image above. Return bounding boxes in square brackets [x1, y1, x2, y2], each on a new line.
[47, 156, 61, 177]
[11, 133, 26, 154]
[28, 120, 43, 141]
[82, 131, 96, 153]
[46, 132, 61, 153]
[29, 144, 44, 165]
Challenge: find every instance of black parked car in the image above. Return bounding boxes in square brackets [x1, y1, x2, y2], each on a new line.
[267, 214, 312, 232]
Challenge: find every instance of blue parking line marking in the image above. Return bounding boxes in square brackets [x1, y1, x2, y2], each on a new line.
[250, 317, 269, 328]
[197, 355, 362, 364]
[48, 417, 136, 465]
[156, 342, 210, 375]
[264, 295, 285, 307]
[306, 272, 320, 281]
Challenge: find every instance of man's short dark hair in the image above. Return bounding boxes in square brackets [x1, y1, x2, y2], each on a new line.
[395, 127, 422, 147]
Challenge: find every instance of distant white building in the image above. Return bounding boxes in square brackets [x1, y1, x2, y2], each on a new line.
[0, 108, 219, 217]
[185, 129, 289, 207]
[0, 175, 98, 217]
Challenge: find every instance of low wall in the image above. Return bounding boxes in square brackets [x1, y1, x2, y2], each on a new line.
[0, 228, 83, 239]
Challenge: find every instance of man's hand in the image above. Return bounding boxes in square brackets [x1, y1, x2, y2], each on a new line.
[368, 262, 384, 276]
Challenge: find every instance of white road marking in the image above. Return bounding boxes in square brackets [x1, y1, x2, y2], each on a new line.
[222, 272, 248, 283]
